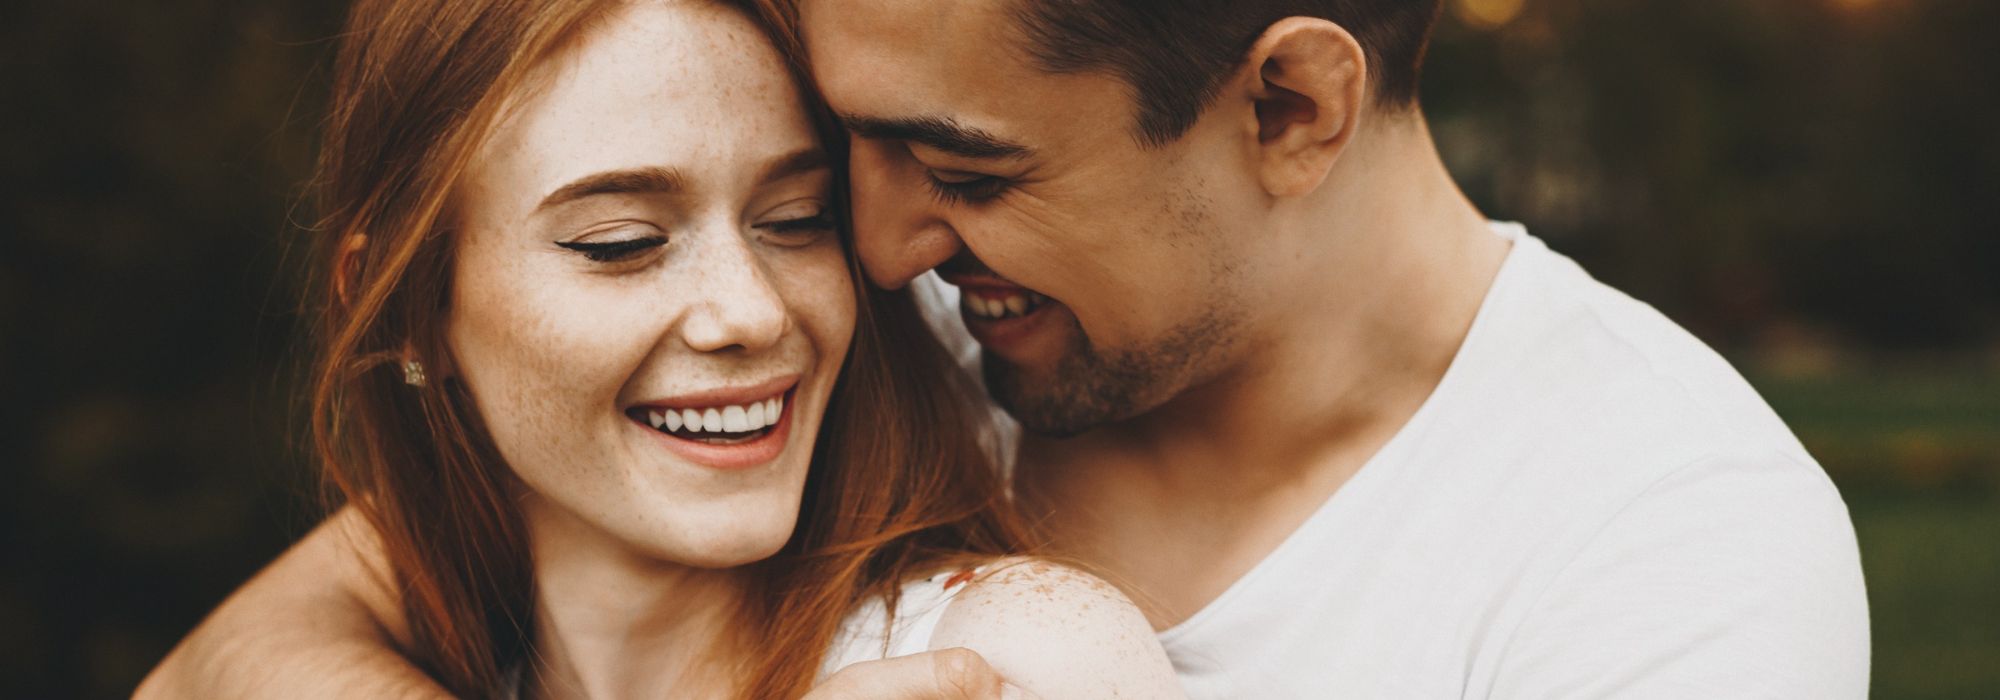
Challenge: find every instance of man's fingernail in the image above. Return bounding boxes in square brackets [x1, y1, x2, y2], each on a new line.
[1000, 681, 1028, 700]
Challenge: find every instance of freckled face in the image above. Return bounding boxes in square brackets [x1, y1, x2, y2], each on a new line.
[802, 0, 1260, 437]
[447, 0, 854, 568]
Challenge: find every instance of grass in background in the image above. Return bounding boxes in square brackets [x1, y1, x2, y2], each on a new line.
[1751, 363, 2000, 700]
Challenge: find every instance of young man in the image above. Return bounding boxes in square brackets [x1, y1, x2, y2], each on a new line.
[147, 1, 1869, 697]
[802, 0, 1867, 696]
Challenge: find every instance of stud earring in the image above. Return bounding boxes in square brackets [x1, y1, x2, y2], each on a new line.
[402, 359, 427, 387]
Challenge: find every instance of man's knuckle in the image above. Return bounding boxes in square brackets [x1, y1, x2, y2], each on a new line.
[931, 648, 992, 695]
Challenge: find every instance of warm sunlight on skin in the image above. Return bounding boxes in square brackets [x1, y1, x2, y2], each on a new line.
[449, 0, 853, 575]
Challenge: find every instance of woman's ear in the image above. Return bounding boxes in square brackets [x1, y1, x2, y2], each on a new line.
[1230, 17, 1368, 198]
[333, 233, 368, 307]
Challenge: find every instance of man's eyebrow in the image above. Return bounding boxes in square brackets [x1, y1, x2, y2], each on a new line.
[535, 166, 686, 212]
[756, 147, 831, 185]
[838, 114, 1030, 160]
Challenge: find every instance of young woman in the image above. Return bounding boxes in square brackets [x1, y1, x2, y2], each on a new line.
[140, 0, 1180, 697]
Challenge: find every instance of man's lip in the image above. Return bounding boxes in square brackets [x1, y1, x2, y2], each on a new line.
[961, 296, 1062, 353]
[629, 375, 799, 411]
[938, 272, 1034, 295]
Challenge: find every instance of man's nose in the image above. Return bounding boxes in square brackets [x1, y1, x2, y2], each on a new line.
[848, 139, 963, 290]
[680, 231, 789, 355]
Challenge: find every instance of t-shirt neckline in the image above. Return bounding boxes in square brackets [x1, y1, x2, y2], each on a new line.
[1155, 221, 1534, 644]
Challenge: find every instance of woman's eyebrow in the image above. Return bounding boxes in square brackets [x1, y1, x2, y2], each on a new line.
[535, 166, 686, 212]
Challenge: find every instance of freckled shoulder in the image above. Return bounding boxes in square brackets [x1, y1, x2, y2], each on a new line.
[930, 557, 1185, 698]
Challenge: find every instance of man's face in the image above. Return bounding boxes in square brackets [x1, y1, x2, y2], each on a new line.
[803, 0, 1263, 436]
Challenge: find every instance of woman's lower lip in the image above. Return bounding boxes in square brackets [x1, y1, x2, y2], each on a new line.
[634, 390, 794, 470]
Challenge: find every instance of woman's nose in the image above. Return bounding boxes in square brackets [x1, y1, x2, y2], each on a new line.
[848, 138, 964, 290]
[680, 230, 789, 354]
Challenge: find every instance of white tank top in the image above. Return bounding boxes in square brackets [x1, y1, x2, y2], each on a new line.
[818, 566, 985, 677]
[499, 566, 987, 697]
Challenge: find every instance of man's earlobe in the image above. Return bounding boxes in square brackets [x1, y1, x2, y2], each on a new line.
[1245, 17, 1367, 198]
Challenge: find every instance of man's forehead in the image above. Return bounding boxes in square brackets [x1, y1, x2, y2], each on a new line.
[801, 0, 1031, 110]
[800, 0, 1130, 150]
[801, 0, 1010, 50]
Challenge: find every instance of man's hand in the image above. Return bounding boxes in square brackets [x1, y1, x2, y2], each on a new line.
[807, 648, 1036, 700]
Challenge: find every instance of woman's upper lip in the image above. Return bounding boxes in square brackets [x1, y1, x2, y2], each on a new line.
[630, 375, 798, 410]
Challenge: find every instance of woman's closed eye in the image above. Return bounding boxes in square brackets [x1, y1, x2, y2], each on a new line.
[755, 209, 837, 248]
[556, 222, 668, 263]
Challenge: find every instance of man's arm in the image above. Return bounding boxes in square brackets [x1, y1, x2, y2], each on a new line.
[136, 507, 450, 700]
[1486, 451, 1871, 698]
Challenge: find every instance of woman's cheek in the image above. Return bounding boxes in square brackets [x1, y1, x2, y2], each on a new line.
[761, 240, 853, 354]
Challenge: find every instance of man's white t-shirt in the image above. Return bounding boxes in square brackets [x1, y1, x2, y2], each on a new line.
[920, 222, 1870, 698]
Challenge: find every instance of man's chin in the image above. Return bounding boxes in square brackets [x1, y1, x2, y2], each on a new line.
[981, 348, 1131, 439]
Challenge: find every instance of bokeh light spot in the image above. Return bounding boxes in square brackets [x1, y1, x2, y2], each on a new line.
[1456, 0, 1527, 30]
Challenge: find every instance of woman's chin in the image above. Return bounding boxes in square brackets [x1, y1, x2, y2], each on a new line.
[624, 514, 799, 571]
[652, 534, 792, 570]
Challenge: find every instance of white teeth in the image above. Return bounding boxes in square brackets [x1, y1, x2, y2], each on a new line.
[644, 393, 788, 435]
[965, 293, 1040, 319]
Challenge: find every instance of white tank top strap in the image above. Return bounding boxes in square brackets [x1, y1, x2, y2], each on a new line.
[820, 563, 993, 677]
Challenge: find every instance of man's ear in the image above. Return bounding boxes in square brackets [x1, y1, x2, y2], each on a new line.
[333, 233, 368, 307]
[1232, 17, 1368, 198]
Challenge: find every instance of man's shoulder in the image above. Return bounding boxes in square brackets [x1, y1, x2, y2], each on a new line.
[1428, 231, 1842, 536]
[1432, 245, 1869, 694]
[1460, 231, 1811, 470]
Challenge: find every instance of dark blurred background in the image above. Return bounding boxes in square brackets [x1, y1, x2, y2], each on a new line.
[3, 0, 1995, 697]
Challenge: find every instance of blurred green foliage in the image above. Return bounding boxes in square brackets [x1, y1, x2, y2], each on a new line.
[1426, 0, 2000, 350]
[2, 0, 1994, 697]
[1755, 369, 2000, 699]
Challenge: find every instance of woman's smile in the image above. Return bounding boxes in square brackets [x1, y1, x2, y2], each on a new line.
[622, 375, 800, 470]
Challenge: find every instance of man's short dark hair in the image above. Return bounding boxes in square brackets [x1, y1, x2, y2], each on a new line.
[1011, 0, 1444, 146]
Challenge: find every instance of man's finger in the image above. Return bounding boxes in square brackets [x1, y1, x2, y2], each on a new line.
[806, 648, 1038, 700]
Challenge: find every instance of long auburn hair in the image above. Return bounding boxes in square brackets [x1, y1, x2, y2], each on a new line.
[306, 0, 1031, 696]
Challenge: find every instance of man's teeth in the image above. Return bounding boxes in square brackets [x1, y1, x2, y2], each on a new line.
[963, 291, 1048, 320]
[647, 395, 784, 435]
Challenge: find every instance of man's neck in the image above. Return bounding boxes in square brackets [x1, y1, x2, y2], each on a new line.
[521, 503, 749, 700]
[1038, 116, 1500, 498]
[1016, 115, 1508, 627]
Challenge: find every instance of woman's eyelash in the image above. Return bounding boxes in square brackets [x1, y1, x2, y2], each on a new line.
[555, 236, 667, 262]
[924, 173, 1008, 205]
[762, 213, 836, 233]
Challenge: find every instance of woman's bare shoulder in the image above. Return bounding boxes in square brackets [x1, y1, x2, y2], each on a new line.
[929, 557, 1184, 698]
